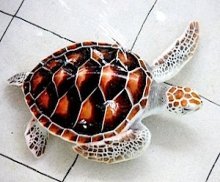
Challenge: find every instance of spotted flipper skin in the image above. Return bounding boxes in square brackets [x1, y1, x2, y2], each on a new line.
[152, 21, 199, 83]
[73, 123, 151, 164]
[7, 72, 28, 86]
[24, 118, 49, 158]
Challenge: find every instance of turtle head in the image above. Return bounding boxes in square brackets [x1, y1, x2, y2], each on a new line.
[166, 86, 202, 115]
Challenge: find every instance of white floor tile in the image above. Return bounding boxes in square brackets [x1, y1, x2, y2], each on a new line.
[17, 0, 155, 48]
[0, 0, 23, 14]
[0, 19, 77, 180]
[0, 13, 11, 38]
[0, 156, 57, 182]
[65, 100, 220, 182]
[208, 154, 220, 182]
[132, 0, 220, 104]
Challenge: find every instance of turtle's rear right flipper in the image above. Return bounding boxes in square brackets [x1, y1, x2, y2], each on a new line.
[7, 72, 29, 86]
[152, 21, 199, 83]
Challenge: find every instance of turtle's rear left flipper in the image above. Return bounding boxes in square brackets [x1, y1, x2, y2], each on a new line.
[24, 118, 49, 158]
[152, 21, 199, 83]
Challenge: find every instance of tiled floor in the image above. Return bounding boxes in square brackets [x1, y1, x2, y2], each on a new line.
[0, 0, 220, 182]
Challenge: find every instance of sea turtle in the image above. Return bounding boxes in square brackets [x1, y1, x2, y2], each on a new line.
[7, 21, 202, 164]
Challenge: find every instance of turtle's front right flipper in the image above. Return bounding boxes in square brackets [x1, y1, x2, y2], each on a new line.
[152, 21, 199, 83]
[7, 72, 29, 86]
[24, 118, 49, 158]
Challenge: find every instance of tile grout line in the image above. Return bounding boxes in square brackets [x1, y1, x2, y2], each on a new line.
[205, 152, 220, 182]
[0, 153, 61, 182]
[0, 0, 25, 42]
[0, 10, 75, 43]
[62, 155, 79, 182]
[130, 0, 158, 50]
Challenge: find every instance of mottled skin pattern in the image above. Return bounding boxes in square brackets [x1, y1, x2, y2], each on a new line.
[8, 21, 203, 163]
[152, 22, 199, 83]
[166, 86, 202, 114]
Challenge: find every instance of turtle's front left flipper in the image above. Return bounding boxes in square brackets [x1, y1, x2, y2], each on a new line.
[152, 21, 199, 83]
[24, 118, 49, 158]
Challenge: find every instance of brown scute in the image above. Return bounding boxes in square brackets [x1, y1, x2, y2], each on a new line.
[67, 43, 82, 50]
[30, 68, 52, 97]
[53, 68, 70, 88]
[185, 94, 191, 98]
[23, 81, 30, 94]
[127, 68, 146, 104]
[95, 47, 117, 63]
[91, 49, 103, 63]
[104, 132, 116, 139]
[25, 93, 34, 106]
[169, 87, 176, 93]
[30, 104, 41, 118]
[76, 60, 101, 100]
[39, 115, 51, 128]
[41, 55, 53, 64]
[140, 98, 148, 108]
[62, 129, 77, 142]
[66, 47, 90, 67]
[82, 41, 97, 47]
[54, 95, 69, 116]
[102, 90, 132, 132]
[97, 42, 112, 47]
[168, 95, 174, 102]
[49, 124, 63, 135]
[191, 92, 200, 99]
[91, 134, 104, 142]
[117, 50, 140, 71]
[77, 135, 92, 144]
[189, 99, 201, 105]
[36, 83, 58, 116]
[36, 89, 50, 110]
[181, 100, 187, 107]
[78, 99, 93, 122]
[174, 89, 184, 99]
[184, 87, 191, 92]
[144, 78, 152, 97]
[115, 120, 128, 134]
[100, 65, 127, 100]
[53, 48, 66, 57]
[51, 85, 81, 129]
[53, 67, 76, 97]
[74, 88, 105, 135]
[174, 102, 179, 107]
[45, 59, 64, 72]
[139, 60, 147, 70]
[127, 105, 140, 121]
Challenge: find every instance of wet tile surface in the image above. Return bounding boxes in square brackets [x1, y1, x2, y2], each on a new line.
[17, 0, 155, 48]
[0, 156, 57, 182]
[0, 13, 11, 38]
[0, 0, 23, 14]
[208, 154, 220, 182]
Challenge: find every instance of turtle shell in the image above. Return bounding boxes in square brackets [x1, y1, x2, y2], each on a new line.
[23, 42, 152, 143]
